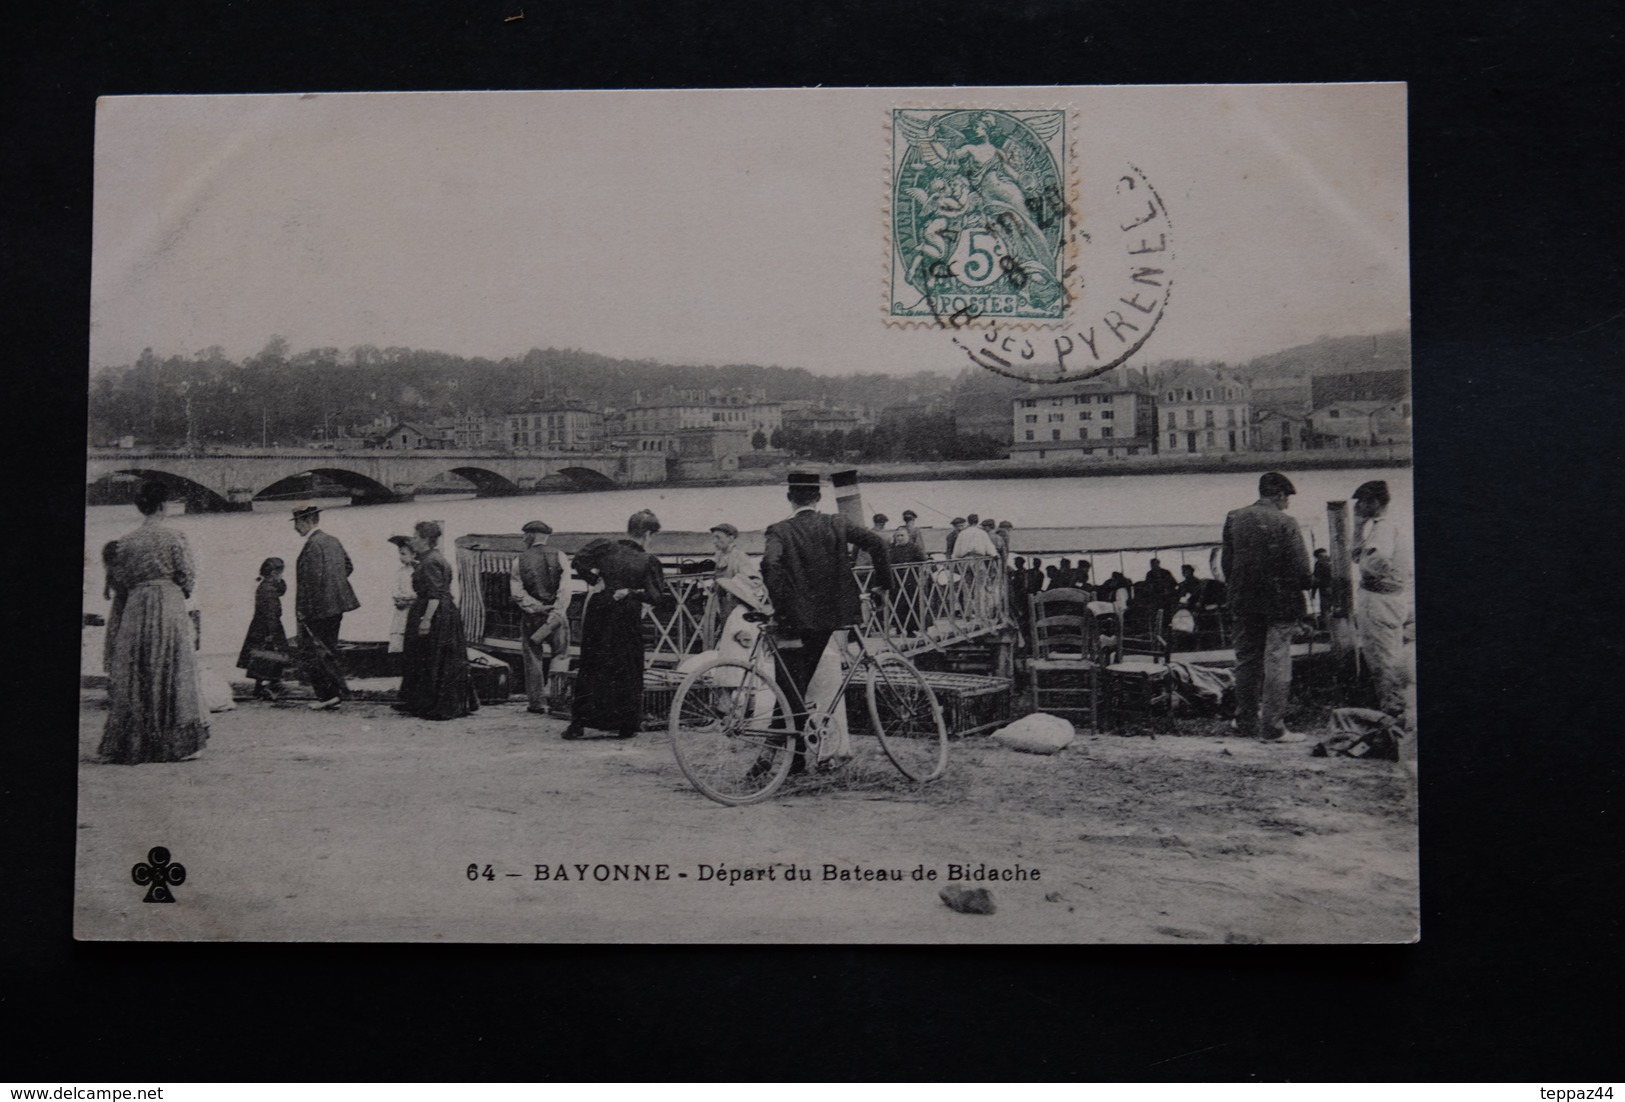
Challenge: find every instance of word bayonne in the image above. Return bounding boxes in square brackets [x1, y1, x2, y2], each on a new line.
[521, 862, 1041, 886]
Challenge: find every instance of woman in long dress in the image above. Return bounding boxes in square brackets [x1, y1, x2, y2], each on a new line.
[98, 482, 209, 764]
[398, 520, 478, 721]
[565, 509, 670, 740]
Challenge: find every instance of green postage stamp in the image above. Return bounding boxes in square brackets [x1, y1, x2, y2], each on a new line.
[889, 108, 1072, 323]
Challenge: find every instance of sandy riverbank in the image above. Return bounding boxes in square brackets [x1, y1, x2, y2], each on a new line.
[74, 681, 1418, 944]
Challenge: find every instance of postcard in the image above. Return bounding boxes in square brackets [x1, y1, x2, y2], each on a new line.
[79, 85, 1414, 942]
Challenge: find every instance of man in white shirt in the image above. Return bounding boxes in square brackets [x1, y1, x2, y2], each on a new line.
[950, 518, 998, 558]
[949, 512, 999, 621]
[1351, 481, 1413, 721]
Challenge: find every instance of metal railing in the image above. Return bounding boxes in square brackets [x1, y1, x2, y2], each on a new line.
[456, 545, 1015, 664]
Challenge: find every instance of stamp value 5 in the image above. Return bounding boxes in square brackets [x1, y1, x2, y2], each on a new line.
[889, 108, 1072, 324]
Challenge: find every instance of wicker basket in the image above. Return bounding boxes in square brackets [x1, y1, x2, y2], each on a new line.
[842, 670, 1013, 738]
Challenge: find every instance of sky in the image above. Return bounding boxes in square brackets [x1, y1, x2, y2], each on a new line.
[91, 85, 1409, 376]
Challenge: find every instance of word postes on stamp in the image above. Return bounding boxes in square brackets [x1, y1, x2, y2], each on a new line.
[889, 108, 1072, 324]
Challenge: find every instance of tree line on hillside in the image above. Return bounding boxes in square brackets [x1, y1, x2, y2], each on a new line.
[772, 415, 1006, 463]
[87, 339, 962, 447]
[86, 331, 1408, 449]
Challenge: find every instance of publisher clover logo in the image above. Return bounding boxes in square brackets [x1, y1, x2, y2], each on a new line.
[132, 846, 187, 903]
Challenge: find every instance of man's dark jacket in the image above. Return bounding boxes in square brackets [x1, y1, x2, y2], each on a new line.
[762, 510, 893, 633]
[1220, 499, 1311, 621]
[296, 529, 362, 621]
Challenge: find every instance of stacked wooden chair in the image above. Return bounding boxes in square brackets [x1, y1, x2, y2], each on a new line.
[1026, 587, 1105, 730]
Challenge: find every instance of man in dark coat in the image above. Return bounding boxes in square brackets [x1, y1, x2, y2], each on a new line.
[292, 505, 361, 710]
[761, 472, 894, 768]
[1140, 557, 1178, 614]
[510, 520, 570, 714]
[1221, 472, 1313, 742]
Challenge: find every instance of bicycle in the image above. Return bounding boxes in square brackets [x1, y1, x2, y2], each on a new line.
[667, 597, 949, 805]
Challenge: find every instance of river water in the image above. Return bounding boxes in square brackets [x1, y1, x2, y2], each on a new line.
[83, 467, 1410, 662]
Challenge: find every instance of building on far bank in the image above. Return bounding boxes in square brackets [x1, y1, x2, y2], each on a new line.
[501, 398, 604, 451]
[451, 397, 605, 451]
[1303, 368, 1411, 448]
[1251, 406, 1313, 452]
[1310, 369, 1409, 408]
[780, 401, 869, 435]
[1156, 364, 1251, 455]
[368, 420, 455, 450]
[671, 426, 751, 477]
[1008, 370, 1158, 461]
[1308, 398, 1411, 448]
[614, 387, 778, 456]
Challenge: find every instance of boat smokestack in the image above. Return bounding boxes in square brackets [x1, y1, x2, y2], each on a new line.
[830, 469, 865, 529]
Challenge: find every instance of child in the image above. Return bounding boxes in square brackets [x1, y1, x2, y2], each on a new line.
[386, 535, 417, 654]
[237, 556, 290, 700]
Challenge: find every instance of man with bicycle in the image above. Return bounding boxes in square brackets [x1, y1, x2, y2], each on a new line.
[761, 471, 895, 774]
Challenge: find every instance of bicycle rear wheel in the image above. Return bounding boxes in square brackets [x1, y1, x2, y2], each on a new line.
[865, 653, 949, 782]
[669, 657, 796, 805]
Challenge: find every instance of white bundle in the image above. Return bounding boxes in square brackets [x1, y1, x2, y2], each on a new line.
[991, 713, 1075, 754]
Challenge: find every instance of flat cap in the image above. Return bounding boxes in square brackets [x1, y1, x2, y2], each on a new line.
[522, 520, 553, 535]
[1259, 471, 1297, 497]
[787, 471, 821, 488]
[1352, 480, 1390, 504]
[709, 522, 739, 538]
[901, 510, 917, 521]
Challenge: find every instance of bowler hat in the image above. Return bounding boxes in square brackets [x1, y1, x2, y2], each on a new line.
[521, 520, 553, 535]
[291, 505, 321, 522]
[709, 522, 739, 538]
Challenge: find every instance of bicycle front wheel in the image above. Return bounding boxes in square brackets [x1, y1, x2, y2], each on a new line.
[865, 653, 949, 782]
[669, 657, 796, 805]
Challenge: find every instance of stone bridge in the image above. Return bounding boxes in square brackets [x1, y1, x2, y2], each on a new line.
[86, 449, 667, 510]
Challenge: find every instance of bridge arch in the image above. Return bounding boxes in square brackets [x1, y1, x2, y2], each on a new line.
[256, 468, 395, 501]
[556, 466, 618, 491]
[91, 469, 232, 513]
[446, 466, 523, 497]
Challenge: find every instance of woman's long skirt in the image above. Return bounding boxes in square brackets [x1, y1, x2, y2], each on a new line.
[572, 592, 646, 733]
[399, 598, 478, 720]
[99, 580, 209, 764]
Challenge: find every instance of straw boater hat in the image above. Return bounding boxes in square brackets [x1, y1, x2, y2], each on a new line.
[291, 505, 320, 522]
